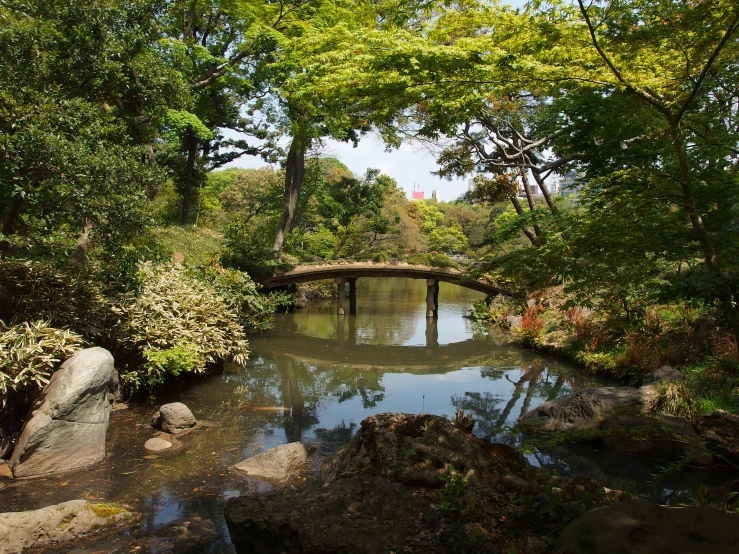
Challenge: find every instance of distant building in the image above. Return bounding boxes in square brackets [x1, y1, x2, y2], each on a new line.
[411, 191, 425, 200]
[517, 182, 541, 198]
[467, 179, 475, 193]
[558, 171, 582, 197]
[431, 189, 440, 201]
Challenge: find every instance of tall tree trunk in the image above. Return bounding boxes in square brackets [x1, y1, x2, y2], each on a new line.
[195, 141, 211, 226]
[2, 196, 22, 236]
[272, 138, 306, 256]
[530, 169, 559, 216]
[180, 133, 199, 225]
[520, 169, 543, 238]
[509, 196, 537, 244]
[670, 123, 719, 273]
[669, 122, 738, 355]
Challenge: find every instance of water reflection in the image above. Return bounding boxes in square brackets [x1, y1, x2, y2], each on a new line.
[0, 278, 628, 553]
[288, 278, 479, 345]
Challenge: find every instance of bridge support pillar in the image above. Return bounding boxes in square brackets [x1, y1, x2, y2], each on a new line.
[348, 278, 357, 315]
[426, 278, 439, 319]
[335, 276, 346, 315]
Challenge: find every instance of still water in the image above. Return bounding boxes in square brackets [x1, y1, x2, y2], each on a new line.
[1, 278, 716, 553]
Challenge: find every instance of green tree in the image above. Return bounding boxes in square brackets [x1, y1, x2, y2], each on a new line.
[0, 0, 169, 259]
[428, 225, 468, 253]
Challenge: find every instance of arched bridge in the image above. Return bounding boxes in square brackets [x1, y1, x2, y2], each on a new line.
[254, 262, 520, 318]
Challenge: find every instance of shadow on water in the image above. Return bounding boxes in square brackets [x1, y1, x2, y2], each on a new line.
[3, 278, 736, 552]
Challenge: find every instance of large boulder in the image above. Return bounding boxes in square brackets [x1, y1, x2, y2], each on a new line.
[519, 386, 650, 432]
[226, 475, 431, 554]
[153, 402, 197, 434]
[0, 499, 131, 554]
[226, 413, 610, 554]
[556, 498, 739, 554]
[232, 442, 308, 482]
[641, 365, 683, 386]
[321, 412, 526, 488]
[9, 347, 115, 478]
[520, 387, 711, 466]
[601, 413, 713, 466]
[697, 410, 739, 465]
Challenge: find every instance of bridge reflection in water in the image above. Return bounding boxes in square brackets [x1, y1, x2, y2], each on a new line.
[241, 333, 590, 446]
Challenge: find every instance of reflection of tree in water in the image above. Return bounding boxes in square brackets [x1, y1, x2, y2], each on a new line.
[451, 391, 507, 438]
[451, 362, 577, 440]
[314, 420, 357, 446]
[228, 354, 385, 443]
[320, 367, 385, 408]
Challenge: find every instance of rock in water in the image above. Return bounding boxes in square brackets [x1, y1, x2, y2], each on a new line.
[144, 438, 173, 452]
[232, 442, 308, 482]
[557, 499, 739, 553]
[9, 347, 115, 478]
[153, 402, 197, 434]
[0, 499, 131, 554]
[519, 386, 650, 432]
[600, 413, 713, 466]
[321, 412, 525, 487]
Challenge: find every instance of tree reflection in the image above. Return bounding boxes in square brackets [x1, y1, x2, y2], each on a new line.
[451, 362, 578, 440]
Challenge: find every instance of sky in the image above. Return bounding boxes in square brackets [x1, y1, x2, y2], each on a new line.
[223, 133, 471, 202]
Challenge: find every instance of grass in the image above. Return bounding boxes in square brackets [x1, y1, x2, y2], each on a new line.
[150, 226, 224, 266]
[86, 502, 129, 519]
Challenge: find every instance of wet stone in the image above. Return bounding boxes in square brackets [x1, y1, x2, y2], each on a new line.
[153, 402, 197, 435]
[144, 438, 172, 452]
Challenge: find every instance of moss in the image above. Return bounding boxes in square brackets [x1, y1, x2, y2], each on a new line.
[87, 502, 128, 519]
[57, 514, 73, 530]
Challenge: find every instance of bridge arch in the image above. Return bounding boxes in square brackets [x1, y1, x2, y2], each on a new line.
[254, 262, 520, 318]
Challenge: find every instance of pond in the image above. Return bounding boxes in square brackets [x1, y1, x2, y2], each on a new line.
[2, 278, 725, 553]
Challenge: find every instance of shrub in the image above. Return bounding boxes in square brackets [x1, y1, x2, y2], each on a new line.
[141, 343, 206, 388]
[575, 351, 619, 374]
[428, 253, 455, 268]
[406, 253, 431, 266]
[299, 279, 337, 300]
[199, 263, 275, 332]
[514, 306, 545, 346]
[0, 321, 84, 402]
[221, 218, 277, 276]
[471, 299, 493, 321]
[111, 262, 249, 392]
[652, 380, 700, 423]
[0, 259, 111, 339]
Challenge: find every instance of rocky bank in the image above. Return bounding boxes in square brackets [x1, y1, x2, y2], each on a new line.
[225, 412, 739, 554]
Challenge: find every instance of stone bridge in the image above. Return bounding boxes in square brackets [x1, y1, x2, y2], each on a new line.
[254, 262, 519, 318]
